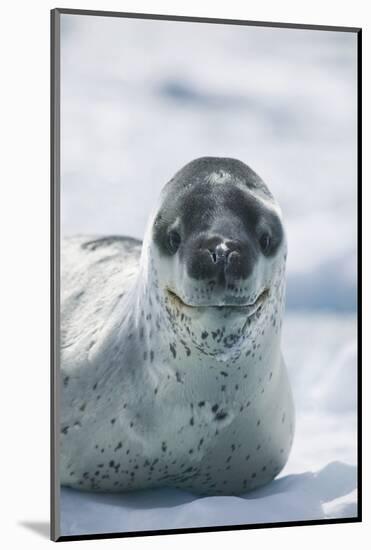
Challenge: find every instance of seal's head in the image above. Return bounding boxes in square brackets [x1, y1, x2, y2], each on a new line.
[145, 157, 286, 352]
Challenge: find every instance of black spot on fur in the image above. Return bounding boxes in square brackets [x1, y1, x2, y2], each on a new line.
[170, 343, 177, 358]
[215, 410, 228, 421]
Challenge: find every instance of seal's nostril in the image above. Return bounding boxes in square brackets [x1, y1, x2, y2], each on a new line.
[227, 250, 240, 263]
[207, 247, 226, 264]
[208, 245, 233, 264]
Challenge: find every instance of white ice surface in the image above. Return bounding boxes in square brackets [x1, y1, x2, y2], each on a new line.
[60, 312, 357, 536]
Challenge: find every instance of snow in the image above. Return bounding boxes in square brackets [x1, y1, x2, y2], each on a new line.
[60, 313, 357, 536]
[58, 14, 358, 537]
[60, 462, 357, 535]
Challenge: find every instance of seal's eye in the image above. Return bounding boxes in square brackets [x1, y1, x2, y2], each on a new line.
[168, 230, 181, 253]
[260, 233, 271, 253]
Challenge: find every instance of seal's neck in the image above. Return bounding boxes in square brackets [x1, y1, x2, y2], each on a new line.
[118, 242, 284, 380]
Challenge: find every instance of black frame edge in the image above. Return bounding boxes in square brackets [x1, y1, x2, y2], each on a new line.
[51, 7, 61, 543]
[54, 8, 361, 32]
[57, 517, 361, 543]
[356, 27, 362, 523]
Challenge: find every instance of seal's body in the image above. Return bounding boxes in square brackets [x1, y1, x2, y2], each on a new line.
[60, 157, 294, 495]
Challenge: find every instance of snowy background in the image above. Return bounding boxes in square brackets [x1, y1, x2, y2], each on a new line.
[59, 14, 358, 536]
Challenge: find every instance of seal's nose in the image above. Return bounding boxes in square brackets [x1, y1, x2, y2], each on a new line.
[187, 235, 255, 282]
[207, 241, 236, 265]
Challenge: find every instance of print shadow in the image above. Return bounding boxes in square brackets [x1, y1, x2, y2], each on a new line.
[18, 521, 49, 539]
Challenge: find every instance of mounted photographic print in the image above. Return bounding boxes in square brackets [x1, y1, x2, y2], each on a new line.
[51, 8, 361, 542]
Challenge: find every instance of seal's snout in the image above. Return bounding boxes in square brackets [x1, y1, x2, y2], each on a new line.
[187, 234, 256, 282]
[206, 240, 248, 282]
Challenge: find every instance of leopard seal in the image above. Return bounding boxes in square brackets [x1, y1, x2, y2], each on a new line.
[60, 156, 295, 496]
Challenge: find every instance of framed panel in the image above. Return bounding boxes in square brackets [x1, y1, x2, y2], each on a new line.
[51, 8, 361, 542]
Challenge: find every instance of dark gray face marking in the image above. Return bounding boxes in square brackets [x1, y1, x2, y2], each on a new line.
[152, 157, 283, 295]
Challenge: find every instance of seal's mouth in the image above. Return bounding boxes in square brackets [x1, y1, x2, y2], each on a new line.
[166, 288, 270, 318]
